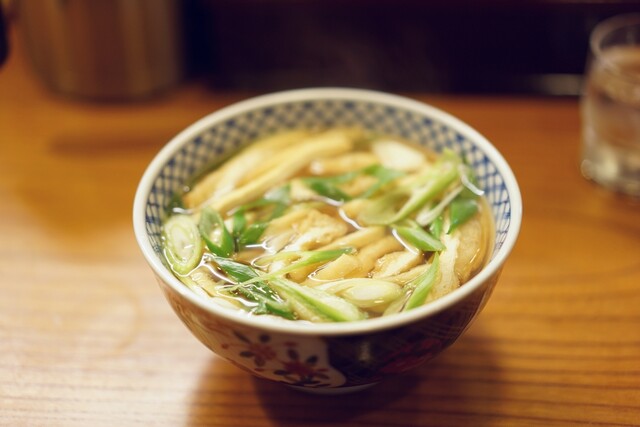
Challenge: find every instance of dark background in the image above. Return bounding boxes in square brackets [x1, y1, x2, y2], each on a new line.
[3, 0, 639, 96]
[185, 0, 640, 95]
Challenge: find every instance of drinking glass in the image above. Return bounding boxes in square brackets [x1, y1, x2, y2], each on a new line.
[581, 14, 640, 197]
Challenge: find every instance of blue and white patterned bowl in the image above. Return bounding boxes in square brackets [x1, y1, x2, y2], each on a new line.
[133, 88, 522, 393]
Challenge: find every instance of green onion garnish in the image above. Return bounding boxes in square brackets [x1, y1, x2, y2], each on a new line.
[162, 214, 203, 275]
[448, 198, 479, 233]
[429, 215, 444, 239]
[212, 256, 295, 319]
[305, 179, 352, 202]
[403, 254, 440, 311]
[245, 247, 355, 284]
[393, 222, 445, 252]
[358, 164, 405, 198]
[199, 208, 235, 258]
[268, 276, 365, 322]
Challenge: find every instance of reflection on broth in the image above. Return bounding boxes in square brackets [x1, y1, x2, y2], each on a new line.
[161, 128, 494, 323]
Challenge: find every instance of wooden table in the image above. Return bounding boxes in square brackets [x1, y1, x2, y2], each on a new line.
[2, 38, 639, 427]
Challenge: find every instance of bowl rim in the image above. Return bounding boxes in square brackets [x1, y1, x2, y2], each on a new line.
[133, 87, 522, 336]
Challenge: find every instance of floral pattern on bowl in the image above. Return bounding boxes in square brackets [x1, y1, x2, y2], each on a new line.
[161, 281, 346, 388]
[157, 268, 497, 389]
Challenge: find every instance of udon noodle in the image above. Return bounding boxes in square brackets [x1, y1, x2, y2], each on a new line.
[161, 128, 494, 322]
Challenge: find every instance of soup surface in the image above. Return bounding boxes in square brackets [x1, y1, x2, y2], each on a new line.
[162, 128, 494, 322]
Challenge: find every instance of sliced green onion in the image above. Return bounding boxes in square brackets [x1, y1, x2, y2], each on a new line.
[357, 190, 410, 226]
[245, 248, 355, 284]
[268, 277, 365, 322]
[301, 168, 366, 202]
[316, 278, 403, 310]
[303, 164, 404, 202]
[429, 215, 444, 239]
[211, 256, 257, 283]
[403, 254, 440, 311]
[236, 200, 288, 248]
[269, 201, 288, 219]
[233, 186, 290, 248]
[211, 256, 295, 319]
[358, 151, 462, 226]
[238, 222, 268, 247]
[389, 151, 461, 223]
[199, 208, 235, 257]
[305, 179, 352, 202]
[448, 198, 479, 233]
[358, 164, 405, 198]
[415, 185, 464, 226]
[231, 210, 247, 239]
[162, 215, 203, 275]
[393, 222, 445, 252]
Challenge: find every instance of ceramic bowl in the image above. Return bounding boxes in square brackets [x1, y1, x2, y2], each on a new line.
[133, 88, 522, 394]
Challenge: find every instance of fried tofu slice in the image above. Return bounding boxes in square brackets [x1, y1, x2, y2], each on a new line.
[371, 250, 423, 279]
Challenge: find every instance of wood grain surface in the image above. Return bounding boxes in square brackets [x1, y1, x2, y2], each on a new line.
[1, 35, 639, 427]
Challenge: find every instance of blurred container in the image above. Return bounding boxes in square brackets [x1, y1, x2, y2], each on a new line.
[580, 14, 640, 197]
[17, 0, 184, 101]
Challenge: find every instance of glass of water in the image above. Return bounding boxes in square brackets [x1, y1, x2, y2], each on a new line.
[581, 14, 640, 197]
